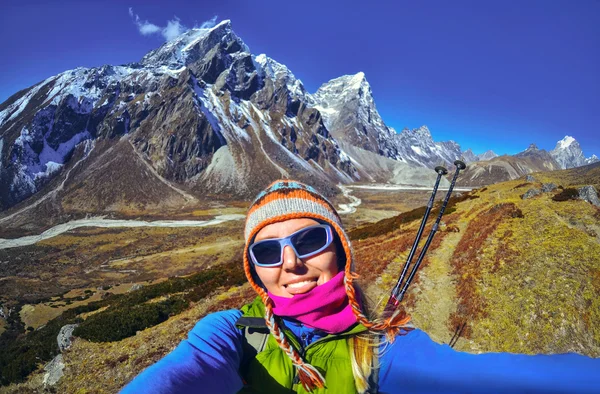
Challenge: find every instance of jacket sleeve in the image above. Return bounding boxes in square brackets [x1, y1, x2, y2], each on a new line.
[120, 309, 244, 394]
[378, 328, 599, 394]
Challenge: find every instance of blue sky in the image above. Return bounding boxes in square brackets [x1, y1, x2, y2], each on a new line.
[1, 0, 598, 157]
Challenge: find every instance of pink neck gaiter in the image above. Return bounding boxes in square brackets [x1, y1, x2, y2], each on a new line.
[268, 271, 357, 334]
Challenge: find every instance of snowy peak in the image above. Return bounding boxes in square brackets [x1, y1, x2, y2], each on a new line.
[478, 150, 498, 161]
[461, 148, 478, 164]
[556, 135, 576, 150]
[393, 126, 462, 168]
[140, 19, 248, 68]
[549, 135, 594, 169]
[313, 72, 369, 102]
[309, 72, 398, 158]
[255, 54, 296, 81]
[254, 54, 306, 99]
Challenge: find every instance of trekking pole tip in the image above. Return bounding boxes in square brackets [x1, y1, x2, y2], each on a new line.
[435, 166, 448, 175]
[454, 160, 466, 170]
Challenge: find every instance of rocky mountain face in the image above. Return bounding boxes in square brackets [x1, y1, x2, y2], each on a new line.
[461, 149, 498, 163]
[391, 126, 462, 168]
[550, 136, 599, 169]
[309, 73, 400, 159]
[0, 21, 359, 214]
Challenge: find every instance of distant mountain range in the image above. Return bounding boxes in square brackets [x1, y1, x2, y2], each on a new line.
[0, 20, 597, 215]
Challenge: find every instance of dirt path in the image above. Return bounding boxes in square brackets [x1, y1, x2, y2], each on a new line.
[409, 226, 465, 345]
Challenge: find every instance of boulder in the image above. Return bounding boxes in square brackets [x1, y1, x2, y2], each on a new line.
[541, 183, 557, 193]
[578, 186, 600, 207]
[525, 175, 536, 182]
[128, 283, 144, 292]
[522, 188, 541, 200]
[43, 354, 64, 387]
[58, 324, 79, 352]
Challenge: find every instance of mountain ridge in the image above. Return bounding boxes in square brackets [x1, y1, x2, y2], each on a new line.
[0, 20, 597, 219]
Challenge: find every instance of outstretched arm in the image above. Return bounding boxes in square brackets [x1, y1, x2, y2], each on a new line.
[379, 329, 599, 394]
[120, 309, 244, 394]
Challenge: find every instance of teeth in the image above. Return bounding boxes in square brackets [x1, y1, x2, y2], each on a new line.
[286, 280, 314, 289]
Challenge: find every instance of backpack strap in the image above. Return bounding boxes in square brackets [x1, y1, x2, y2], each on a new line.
[236, 316, 270, 376]
[366, 363, 379, 394]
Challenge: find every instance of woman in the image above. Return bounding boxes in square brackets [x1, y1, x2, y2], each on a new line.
[122, 180, 598, 393]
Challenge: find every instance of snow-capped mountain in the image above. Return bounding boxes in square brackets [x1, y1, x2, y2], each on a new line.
[0, 20, 439, 216]
[393, 126, 462, 168]
[585, 154, 599, 165]
[310, 72, 400, 159]
[0, 19, 597, 220]
[478, 150, 498, 161]
[550, 136, 598, 169]
[461, 149, 479, 164]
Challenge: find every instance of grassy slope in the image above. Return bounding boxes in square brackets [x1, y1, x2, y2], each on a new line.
[2, 172, 599, 392]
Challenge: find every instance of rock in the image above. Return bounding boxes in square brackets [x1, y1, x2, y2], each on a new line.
[541, 183, 557, 193]
[43, 354, 65, 387]
[578, 186, 600, 207]
[57, 324, 79, 352]
[522, 188, 541, 200]
[128, 283, 144, 292]
[525, 175, 536, 182]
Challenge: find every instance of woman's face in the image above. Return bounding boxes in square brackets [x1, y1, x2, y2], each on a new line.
[252, 218, 340, 298]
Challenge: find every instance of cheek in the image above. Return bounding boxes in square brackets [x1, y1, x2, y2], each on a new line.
[315, 249, 340, 276]
[254, 266, 280, 292]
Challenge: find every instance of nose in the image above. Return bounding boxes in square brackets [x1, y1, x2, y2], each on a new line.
[282, 245, 302, 269]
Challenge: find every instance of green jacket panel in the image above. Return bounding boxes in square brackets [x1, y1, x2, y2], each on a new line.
[237, 296, 367, 394]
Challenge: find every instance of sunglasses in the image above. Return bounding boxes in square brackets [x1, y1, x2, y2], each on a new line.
[249, 224, 334, 267]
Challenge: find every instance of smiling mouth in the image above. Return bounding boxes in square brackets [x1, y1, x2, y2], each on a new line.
[284, 278, 318, 295]
[285, 279, 317, 289]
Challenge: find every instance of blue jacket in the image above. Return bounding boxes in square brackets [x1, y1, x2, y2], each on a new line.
[121, 309, 599, 393]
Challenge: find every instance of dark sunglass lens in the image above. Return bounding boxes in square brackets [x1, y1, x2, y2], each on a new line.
[251, 241, 281, 265]
[293, 227, 327, 256]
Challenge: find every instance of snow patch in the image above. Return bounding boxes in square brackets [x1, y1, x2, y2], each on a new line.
[411, 145, 425, 156]
[204, 87, 250, 142]
[13, 126, 92, 188]
[0, 78, 51, 126]
[247, 102, 314, 172]
[193, 83, 227, 145]
[558, 136, 576, 149]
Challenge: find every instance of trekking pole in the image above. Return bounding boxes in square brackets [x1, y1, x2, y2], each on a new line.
[395, 160, 466, 302]
[383, 160, 466, 315]
[383, 166, 447, 314]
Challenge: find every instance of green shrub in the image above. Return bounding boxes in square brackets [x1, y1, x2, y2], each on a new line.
[552, 188, 579, 202]
[74, 297, 187, 342]
[0, 254, 246, 385]
[0, 307, 81, 386]
[348, 192, 478, 240]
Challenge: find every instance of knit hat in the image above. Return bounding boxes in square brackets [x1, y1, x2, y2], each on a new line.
[244, 179, 353, 268]
[242, 180, 411, 392]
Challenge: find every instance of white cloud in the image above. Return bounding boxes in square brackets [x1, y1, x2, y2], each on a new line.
[129, 7, 162, 36]
[129, 8, 219, 42]
[198, 15, 218, 30]
[162, 17, 186, 41]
